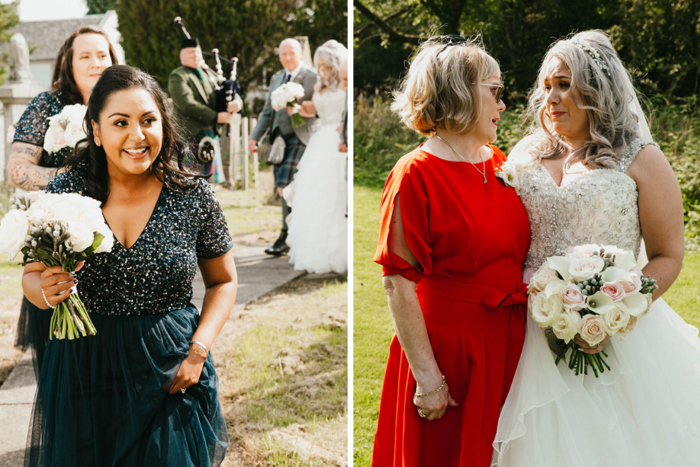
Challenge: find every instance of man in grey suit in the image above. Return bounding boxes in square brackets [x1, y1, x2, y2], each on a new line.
[249, 38, 318, 256]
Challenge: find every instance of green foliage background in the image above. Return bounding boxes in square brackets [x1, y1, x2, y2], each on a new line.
[0, 1, 19, 85]
[116, 0, 347, 107]
[354, 0, 700, 100]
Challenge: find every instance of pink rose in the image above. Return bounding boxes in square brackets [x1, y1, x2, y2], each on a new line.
[52, 128, 66, 147]
[560, 284, 586, 311]
[578, 314, 607, 346]
[601, 282, 625, 301]
[620, 272, 642, 294]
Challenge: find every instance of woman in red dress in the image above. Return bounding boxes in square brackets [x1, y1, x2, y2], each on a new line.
[372, 36, 531, 466]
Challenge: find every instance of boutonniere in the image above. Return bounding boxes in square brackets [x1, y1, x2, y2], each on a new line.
[495, 160, 526, 194]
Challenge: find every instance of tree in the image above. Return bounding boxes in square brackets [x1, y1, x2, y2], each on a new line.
[0, 1, 20, 85]
[117, 0, 347, 107]
[87, 0, 119, 14]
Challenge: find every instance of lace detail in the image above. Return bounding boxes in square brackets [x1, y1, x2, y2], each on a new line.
[520, 138, 656, 269]
[312, 89, 346, 126]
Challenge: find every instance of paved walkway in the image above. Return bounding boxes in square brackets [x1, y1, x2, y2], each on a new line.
[0, 245, 305, 465]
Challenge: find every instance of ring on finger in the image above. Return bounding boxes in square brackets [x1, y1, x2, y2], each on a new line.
[417, 408, 427, 418]
[180, 388, 186, 394]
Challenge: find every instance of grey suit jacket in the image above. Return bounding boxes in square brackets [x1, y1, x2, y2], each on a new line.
[251, 66, 319, 146]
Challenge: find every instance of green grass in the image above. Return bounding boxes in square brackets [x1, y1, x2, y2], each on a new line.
[352, 184, 700, 467]
[353, 186, 394, 466]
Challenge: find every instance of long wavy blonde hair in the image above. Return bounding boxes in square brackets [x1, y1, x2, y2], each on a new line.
[314, 40, 347, 93]
[527, 30, 645, 168]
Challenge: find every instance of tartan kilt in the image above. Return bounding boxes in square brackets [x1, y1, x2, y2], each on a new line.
[273, 135, 306, 189]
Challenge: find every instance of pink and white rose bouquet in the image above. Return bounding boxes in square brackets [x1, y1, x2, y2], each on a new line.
[529, 244, 658, 377]
[0, 192, 113, 340]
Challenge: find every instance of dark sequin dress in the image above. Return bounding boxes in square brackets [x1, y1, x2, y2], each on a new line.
[14, 91, 73, 375]
[25, 170, 233, 467]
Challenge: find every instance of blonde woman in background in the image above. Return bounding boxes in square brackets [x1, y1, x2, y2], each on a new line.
[282, 39, 348, 274]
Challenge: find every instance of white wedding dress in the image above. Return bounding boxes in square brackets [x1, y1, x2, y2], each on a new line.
[493, 139, 700, 466]
[283, 89, 347, 274]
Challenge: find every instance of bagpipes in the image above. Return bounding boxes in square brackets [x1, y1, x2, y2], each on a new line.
[174, 17, 241, 163]
[173, 17, 241, 112]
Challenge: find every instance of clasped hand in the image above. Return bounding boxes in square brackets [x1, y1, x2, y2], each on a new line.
[413, 378, 459, 421]
[168, 347, 206, 394]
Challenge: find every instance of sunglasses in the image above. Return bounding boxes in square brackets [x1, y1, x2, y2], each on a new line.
[479, 83, 505, 102]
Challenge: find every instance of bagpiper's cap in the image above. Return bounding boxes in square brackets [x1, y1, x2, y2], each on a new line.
[180, 37, 200, 50]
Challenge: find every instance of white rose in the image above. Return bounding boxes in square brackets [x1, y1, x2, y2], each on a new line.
[551, 309, 582, 343]
[578, 314, 607, 346]
[618, 315, 638, 339]
[531, 293, 564, 327]
[0, 209, 29, 260]
[286, 82, 305, 99]
[94, 223, 114, 254]
[61, 104, 87, 122]
[63, 121, 86, 148]
[603, 303, 631, 335]
[560, 283, 586, 311]
[569, 256, 605, 281]
[620, 271, 642, 294]
[567, 244, 600, 259]
[528, 264, 559, 294]
[67, 222, 95, 252]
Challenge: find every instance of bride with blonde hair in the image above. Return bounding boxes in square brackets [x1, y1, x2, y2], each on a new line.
[282, 40, 348, 274]
[493, 30, 700, 466]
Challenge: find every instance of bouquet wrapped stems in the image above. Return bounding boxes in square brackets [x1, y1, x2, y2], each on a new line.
[42, 258, 97, 340]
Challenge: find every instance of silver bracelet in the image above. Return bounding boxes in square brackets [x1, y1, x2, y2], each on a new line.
[41, 289, 55, 309]
[189, 340, 208, 353]
[415, 375, 446, 398]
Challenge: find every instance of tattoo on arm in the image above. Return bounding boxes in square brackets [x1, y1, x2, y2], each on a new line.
[7, 143, 56, 191]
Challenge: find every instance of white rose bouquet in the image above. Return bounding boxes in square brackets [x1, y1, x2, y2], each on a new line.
[43, 104, 87, 154]
[529, 244, 658, 377]
[270, 82, 306, 128]
[0, 192, 114, 340]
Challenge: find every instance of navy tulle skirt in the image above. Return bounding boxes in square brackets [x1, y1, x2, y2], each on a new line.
[24, 305, 228, 467]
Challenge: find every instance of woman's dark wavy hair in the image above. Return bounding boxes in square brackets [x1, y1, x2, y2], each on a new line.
[64, 65, 200, 202]
[52, 26, 119, 105]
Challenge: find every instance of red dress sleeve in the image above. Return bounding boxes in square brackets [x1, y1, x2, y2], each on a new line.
[373, 150, 432, 283]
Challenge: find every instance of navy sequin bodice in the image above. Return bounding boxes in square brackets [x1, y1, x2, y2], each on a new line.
[13, 91, 73, 168]
[45, 171, 233, 316]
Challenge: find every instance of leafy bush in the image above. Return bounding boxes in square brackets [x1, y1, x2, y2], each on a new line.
[354, 94, 700, 246]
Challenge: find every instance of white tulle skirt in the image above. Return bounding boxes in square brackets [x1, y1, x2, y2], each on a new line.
[493, 286, 700, 466]
[282, 123, 347, 274]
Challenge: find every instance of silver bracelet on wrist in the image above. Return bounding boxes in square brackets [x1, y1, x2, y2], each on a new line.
[41, 289, 55, 309]
[189, 340, 208, 353]
[415, 375, 446, 398]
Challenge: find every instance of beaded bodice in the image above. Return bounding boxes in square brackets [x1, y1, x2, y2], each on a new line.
[46, 170, 233, 316]
[313, 89, 346, 126]
[519, 139, 656, 269]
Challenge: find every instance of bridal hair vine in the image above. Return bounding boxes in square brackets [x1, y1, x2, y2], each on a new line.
[572, 39, 611, 78]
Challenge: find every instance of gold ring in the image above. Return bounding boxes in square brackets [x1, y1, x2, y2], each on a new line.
[418, 408, 427, 418]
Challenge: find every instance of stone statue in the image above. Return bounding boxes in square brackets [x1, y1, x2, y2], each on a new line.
[8, 33, 32, 82]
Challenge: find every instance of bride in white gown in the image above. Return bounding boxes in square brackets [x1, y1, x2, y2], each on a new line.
[493, 31, 700, 466]
[283, 41, 348, 274]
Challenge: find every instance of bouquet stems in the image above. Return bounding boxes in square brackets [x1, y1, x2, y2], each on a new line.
[554, 340, 610, 377]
